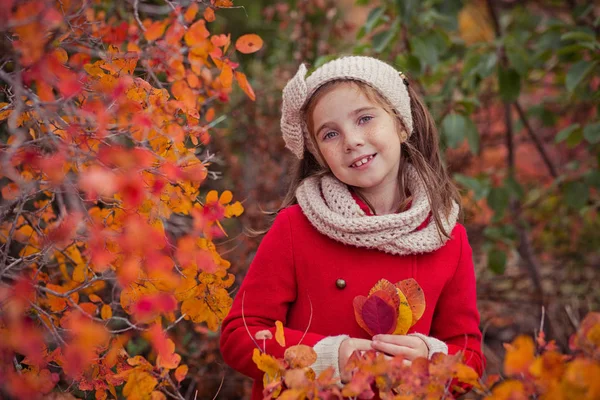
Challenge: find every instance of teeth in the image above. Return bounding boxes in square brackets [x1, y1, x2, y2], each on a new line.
[351, 155, 373, 168]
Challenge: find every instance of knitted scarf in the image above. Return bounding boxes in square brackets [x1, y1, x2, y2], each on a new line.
[295, 165, 460, 255]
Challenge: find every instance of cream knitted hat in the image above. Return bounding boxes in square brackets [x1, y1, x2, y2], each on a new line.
[281, 56, 413, 160]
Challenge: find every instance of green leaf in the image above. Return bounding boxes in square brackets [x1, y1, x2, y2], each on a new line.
[396, 0, 419, 23]
[454, 174, 489, 200]
[372, 25, 398, 53]
[487, 186, 510, 219]
[583, 121, 600, 144]
[563, 181, 589, 210]
[506, 48, 528, 76]
[566, 127, 584, 148]
[504, 176, 524, 200]
[560, 31, 596, 43]
[395, 53, 422, 76]
[555, 124, 581, 143]
[410, 36, 438, 67]
[365, 7, 386, 34]
[464, 117, 480, 155]
[585, 170, 600, 189]
[498, 67, 521, 102]
[487, 248, 507, 275]
[484, 225, 517, 244]
[441, 113, 467, 148]
[566, 60, 596, 92]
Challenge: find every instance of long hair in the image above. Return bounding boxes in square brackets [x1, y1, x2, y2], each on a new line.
[257, 79, 461, 238]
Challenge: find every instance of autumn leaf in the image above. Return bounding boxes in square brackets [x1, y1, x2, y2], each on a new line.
[503, 335, 535, 376]
[253, 348, 284, 377]
[284, 345, 317, 369]
[235, 71, 256, 101]
[174, 365, 188, 383]
[235, 34, 263, 54]
[204, 7, 216, 22]
[396, 278, 426, 325]
[275, 320, 286, 347]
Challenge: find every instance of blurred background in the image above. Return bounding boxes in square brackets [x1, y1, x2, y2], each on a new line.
[205, 0, 599, 397]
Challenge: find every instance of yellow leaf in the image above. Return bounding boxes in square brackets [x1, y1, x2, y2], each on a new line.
[458, 0, 495, 45]
[224, 201, 244, 218]
[392, 288, 412, 335]
[275, 320, 285, 347]
[252, 348, 283, 377]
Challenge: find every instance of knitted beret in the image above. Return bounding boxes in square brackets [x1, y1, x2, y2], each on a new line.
[280, 56, 413, 160]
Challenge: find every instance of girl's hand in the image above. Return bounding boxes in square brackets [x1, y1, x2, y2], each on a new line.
[370, 334, 429, 365]
[338, 338, 372, 382]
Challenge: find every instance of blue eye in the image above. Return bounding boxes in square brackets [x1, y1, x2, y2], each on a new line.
[359, 115, 373, 124]
[323, 131, 338, 140]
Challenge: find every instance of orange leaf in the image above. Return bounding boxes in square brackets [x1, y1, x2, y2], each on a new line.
[184, 3, 199, 23]
[204, 7, 215, 22]
[503, 335, 535, 376]
[219, 64, 233, 88]
[396, 278, 426, 325]
[144, 20, 167, 42]
[235, 71, 255, 101]
[235, 34, 263, 54]
[174, 364, 188, 383]
[275, 320, 285, 347]
[214, 0, 234, 7]
[101, 304, 113, 320]
[284, 345, 317, 368]
[185, 20, 210, 47]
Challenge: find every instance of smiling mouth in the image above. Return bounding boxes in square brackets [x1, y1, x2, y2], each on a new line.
[349, 154, 376, 168]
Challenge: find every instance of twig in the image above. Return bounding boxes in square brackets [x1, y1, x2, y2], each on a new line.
[297, 293, 313, 346]
[514, 101, 558, 178]
[134, 0, 146, 32]
[241, 291, 262, 351]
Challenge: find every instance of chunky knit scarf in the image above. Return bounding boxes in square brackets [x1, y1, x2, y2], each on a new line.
[296, 166, 460, 255]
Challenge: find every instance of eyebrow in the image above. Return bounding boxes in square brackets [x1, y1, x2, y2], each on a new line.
[315, 106, 378, 136]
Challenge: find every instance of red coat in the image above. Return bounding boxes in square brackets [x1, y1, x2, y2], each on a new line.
[220, 199, 485, 399]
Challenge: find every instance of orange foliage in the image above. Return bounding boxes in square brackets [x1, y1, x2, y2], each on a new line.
[256, 313, 600, 399]
[0, 0, 260, 398]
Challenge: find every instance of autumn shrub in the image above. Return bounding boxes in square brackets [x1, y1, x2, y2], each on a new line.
[0, 0, 260, 398]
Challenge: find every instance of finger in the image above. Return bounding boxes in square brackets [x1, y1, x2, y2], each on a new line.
[371, 341, 419, 360]
[349, 338, 374, 351]
[403, 359, 411, 367]
[372, 334, 422, 348]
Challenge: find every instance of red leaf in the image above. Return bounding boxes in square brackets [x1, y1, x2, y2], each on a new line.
[361, 295, 397, 336]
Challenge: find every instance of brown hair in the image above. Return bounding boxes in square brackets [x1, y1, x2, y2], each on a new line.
[258, 79, 461, 238]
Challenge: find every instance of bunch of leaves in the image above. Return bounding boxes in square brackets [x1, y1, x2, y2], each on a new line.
[353, 278, 425, 337]
[485, 311, 600, 399]
[255, 312, 600, 399]
[0, 0, 262, 398]
[251, 321, 481, 400]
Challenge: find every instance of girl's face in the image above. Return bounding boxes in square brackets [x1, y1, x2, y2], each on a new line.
[310, 83, 404, 193]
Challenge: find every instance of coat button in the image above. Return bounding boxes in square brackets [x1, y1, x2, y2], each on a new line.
[336, 279, 346, 289]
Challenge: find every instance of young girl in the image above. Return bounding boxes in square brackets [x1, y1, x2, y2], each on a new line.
[220, 56, 485, 398]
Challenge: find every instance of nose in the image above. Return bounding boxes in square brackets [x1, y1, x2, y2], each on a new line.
[344, 129, 365, 153]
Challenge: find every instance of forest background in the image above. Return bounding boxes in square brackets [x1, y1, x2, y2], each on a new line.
[0, 0, 598, 399]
